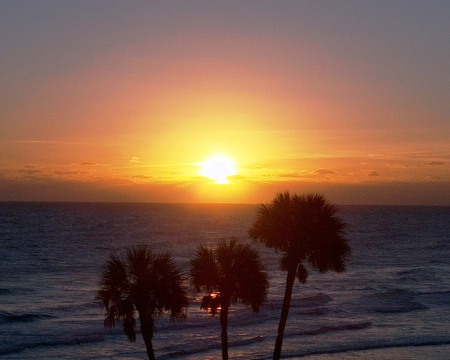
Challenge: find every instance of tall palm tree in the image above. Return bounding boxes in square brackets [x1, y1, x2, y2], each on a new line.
[249, 192, 350, 360]
[191, 238, 269, 360]
[97, 245, 188, 360]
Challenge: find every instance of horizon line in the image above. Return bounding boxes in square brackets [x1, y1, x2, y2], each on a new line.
[1, 200, 448, 207]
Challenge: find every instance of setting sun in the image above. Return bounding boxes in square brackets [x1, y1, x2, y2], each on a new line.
[199, 155, 237, 184]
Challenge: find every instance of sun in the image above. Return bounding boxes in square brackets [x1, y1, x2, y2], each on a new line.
[198, 155, 237, 184]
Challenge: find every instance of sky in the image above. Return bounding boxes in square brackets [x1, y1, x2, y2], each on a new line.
[1, 0, 449, 205]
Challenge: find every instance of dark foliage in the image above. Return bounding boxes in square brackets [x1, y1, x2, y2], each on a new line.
[249, 192, 351, 359]
[191, 238, 268, 359]
[97, 245, 188, 359]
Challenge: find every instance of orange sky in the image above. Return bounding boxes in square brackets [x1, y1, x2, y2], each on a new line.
[1, 2, 449, 204]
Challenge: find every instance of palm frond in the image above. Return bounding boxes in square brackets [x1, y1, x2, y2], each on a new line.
[191, 238, 268, 315]
[249, 192, 351, 283]
[97, 254, 132, 328]
[190, 245, 219, 292]
[98, 245, 188, 344]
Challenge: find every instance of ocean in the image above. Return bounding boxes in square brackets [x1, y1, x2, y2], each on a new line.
[1, 202, 449, 359]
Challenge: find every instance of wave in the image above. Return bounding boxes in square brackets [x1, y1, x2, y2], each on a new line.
[0, 287, 36, 296]
[0, 312, 55, 324]
[161, 336, 264, 358]
[292, 293, 333, 308]
[42, 300, 99, 314]
[416, 290, 450, 306]
[157, 309, 270, 332]
[374, 302, 428, 313]
[281, 338, 450, 358]
[290, 321, 371, 337]
[266, 293, 332, 311]
[395, 267, 441, 283]
[359, 288, 429, 314]
[420, 290, 450, 296]
[297, 308, 327, 316]
[0, 334, 105, 355]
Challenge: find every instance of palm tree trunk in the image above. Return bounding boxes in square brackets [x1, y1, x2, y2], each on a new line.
[273, 266, 296, 360]
[140, 316, 156, 360]
[220, 303, 229, 360]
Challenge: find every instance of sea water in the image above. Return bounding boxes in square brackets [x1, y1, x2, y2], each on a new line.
[0, 203, 449, 359]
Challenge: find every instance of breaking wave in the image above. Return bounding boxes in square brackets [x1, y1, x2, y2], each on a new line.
[0, 334, 105, 356]
[0, 312, 55, 324]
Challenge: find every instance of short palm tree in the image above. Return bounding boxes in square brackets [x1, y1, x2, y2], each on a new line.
[97, 245, 188, 360]
[191, 238, 269, 360]
[249, 192, 350, 360]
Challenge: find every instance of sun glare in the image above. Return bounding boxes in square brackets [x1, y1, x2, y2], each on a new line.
[199, 155, 237, 184]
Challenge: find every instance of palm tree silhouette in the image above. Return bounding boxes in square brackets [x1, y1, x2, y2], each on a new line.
[97, 245, 188, 360]
[249, 192, 350, 360]
[191, 238, 268, 360]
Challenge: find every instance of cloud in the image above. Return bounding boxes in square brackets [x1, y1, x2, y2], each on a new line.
[79, 161, 99, 166]
[15, 140, 93, 145]
[247, 164, 264, 169]
[428, 161, 444, 166]
[312, 168, 336, 175]
[368, 171, 380, 177]
[54, 170, 79, 175]
[228, 174, 246, 180]
[278, 171, 307, 179]
[18, 168, 42, 175]
[130, 156, 141, 163]
[387, 163, 409, 169]
[132, 175, 153, 179]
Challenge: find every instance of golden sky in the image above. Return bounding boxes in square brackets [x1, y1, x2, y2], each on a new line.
[1, 1, 449, 204]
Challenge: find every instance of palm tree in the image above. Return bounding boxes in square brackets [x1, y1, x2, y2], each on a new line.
[190, 238, 269, 360]
[249, 192, 350, 360]
[97, 245, 188, 360]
